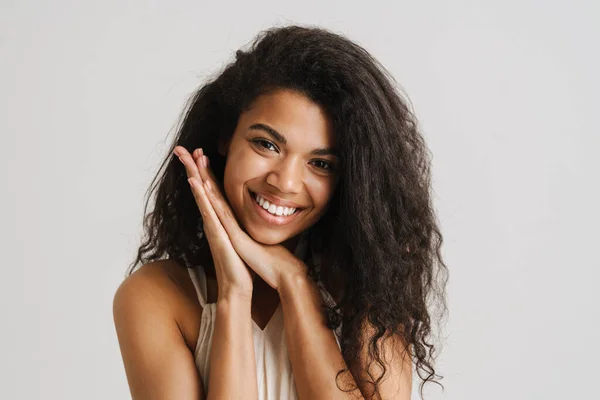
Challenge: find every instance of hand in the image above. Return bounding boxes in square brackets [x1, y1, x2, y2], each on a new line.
[173, 146, 254, 300]
[187, 147, 308, 292]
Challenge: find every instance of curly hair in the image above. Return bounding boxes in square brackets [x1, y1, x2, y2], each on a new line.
[128, 24, 448, 399]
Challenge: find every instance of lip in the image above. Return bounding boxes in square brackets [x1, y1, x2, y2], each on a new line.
[251, 191, 304, 209]
[248, 189, 304, 226]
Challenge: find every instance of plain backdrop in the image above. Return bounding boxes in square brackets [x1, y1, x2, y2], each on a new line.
[1, 1, 598, 399]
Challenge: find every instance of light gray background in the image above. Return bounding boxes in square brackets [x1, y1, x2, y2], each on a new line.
[1, 1, 598, 399]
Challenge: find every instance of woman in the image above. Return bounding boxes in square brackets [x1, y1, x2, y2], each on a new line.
[114, 25, 448, 399]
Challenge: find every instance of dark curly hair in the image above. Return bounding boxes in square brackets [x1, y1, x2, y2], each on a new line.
[128, 24, 448, 399]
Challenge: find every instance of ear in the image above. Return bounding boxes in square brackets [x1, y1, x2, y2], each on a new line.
[218, 137, 230, 156]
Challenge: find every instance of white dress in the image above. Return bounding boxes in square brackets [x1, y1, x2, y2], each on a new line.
[186, 237, 342, 399]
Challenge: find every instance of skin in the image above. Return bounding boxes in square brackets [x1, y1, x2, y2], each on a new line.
[209, 87, 341, 328]
[220, 88, 339, 249]
[113, 89, 412, 399]
[113, 89, 338, 399]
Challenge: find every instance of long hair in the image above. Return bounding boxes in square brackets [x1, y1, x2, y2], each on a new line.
[128, 24, 448, 399]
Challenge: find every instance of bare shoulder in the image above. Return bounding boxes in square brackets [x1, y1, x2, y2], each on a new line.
[113, 260, 206, 398]
[113, 259, 203, 351]
[114, 259, 196, 312]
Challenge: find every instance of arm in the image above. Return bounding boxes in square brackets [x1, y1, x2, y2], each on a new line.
[177, 149, 410, 398]
[113, 265, 259, 400]
[113, 266, 205, 399]
[208, 292, 258, 400]
[278, 274, 412, 400]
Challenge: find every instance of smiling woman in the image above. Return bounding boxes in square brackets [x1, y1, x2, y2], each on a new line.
[113, 25, 448, 400]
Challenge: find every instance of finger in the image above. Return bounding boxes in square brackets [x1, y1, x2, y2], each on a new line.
[203, 179, 258, 257]
[182, 149, 243, 247]
[192, 151, 218, 186]
[202, 178, 296, 289]
[189, 177, 260, 284]
[187, 177, 230, 247]
[188, 152, 269, 281]
[173, 146, 201, 182]
[194, 154, 231, 211]
[204, 180, 277, 286]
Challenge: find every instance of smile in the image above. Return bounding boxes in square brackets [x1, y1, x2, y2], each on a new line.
[249, 190, 304, 226]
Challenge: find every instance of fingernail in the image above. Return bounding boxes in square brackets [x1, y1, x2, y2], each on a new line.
[173, 148, 180, 157]
[187, 178, 195, 187]
[204, 180, 211, 190]
[202, 155, 208, 168]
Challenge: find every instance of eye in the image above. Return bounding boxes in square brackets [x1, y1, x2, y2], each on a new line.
[251, 138, 278, 152]
[310, 159, 335, 173]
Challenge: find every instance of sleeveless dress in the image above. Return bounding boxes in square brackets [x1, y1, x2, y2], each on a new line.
[186, 236, 342, 399]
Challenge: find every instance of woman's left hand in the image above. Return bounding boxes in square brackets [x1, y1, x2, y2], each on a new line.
[178, 146, 307, 291]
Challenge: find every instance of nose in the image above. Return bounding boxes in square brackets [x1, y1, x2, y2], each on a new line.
[266, 156, 303, 194]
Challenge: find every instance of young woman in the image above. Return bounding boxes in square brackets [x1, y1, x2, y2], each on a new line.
[114, 25, 448, 400]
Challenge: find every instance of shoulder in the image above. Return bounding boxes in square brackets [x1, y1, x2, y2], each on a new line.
[112, 260, 206, 398]
[113, 259, 203, 351]
[113, 259, 197, 313]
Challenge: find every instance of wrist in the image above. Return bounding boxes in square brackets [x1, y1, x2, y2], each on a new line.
[218, 286, 253, 304]
[278, 269, 310, 302]
[277, 258, 308, 290]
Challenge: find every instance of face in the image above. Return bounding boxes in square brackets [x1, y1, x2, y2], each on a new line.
[220, 89, 338, 248]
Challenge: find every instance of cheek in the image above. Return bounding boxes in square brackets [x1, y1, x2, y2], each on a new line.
[222, 157, 243, 207]
[223, 149, 267, 200]
[307, 178, 336, 209]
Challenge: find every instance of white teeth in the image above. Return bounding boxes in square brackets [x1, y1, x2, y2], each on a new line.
[253, 193, 297, 217]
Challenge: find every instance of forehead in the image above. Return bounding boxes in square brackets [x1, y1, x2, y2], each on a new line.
[238, 89, 336, 148]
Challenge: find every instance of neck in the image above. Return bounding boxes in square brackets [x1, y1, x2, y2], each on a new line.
[280, 232, 305, 255]
[251, 233, 305, 288]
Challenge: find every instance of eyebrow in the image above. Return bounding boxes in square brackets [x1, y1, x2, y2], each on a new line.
[248, 123, 338, 157]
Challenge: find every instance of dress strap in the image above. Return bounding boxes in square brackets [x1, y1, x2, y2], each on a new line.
[187, 266, 208, 307]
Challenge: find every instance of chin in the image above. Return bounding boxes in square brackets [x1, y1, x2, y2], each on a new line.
[244, 226, 293, 245]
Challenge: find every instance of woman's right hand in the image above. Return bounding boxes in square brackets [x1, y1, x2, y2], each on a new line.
[174, 146, 254, 300]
